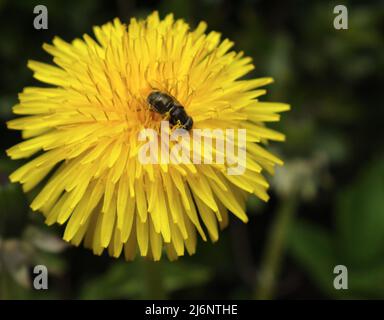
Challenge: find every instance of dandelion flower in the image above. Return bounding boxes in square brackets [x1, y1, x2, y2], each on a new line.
[7, 12, 289, 261]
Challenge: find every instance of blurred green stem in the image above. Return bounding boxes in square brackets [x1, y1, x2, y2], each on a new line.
[255, 196, 297, 299]
[143, 260, 166, 299]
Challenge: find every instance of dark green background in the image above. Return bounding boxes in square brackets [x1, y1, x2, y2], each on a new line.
[0, 0, 383, 299]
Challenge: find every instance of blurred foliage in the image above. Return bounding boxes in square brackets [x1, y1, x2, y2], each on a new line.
[288, 156, 384, 298]
[0, 226, 68, 299]
[0, 0, 383, 300]
[79, 260, 211, 299]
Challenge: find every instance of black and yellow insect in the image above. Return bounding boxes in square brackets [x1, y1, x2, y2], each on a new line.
[147, 91, 193, 131]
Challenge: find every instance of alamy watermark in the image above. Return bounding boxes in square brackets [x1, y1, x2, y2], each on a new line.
[137, 121, 247, 175]
[333, 5, 348, 30]
[33, 265, 48, 290]
[333, 265, 348, 290]
[33, 5, 48, 30]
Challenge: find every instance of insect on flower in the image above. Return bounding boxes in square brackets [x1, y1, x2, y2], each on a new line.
[147, 91, 194, 131]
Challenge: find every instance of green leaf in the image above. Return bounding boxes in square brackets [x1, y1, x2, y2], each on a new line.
[162, 261, 211, 293]
[79, 259, 211, 299]
[288, 220, 336, 295]
[336, 157, 384, 266]
[289, 157, 384, 298]
[79, 262, 144, 299]
[348, 263, 384, 297]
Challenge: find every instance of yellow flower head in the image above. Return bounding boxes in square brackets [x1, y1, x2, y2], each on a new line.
[7, 12, 289, 261]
